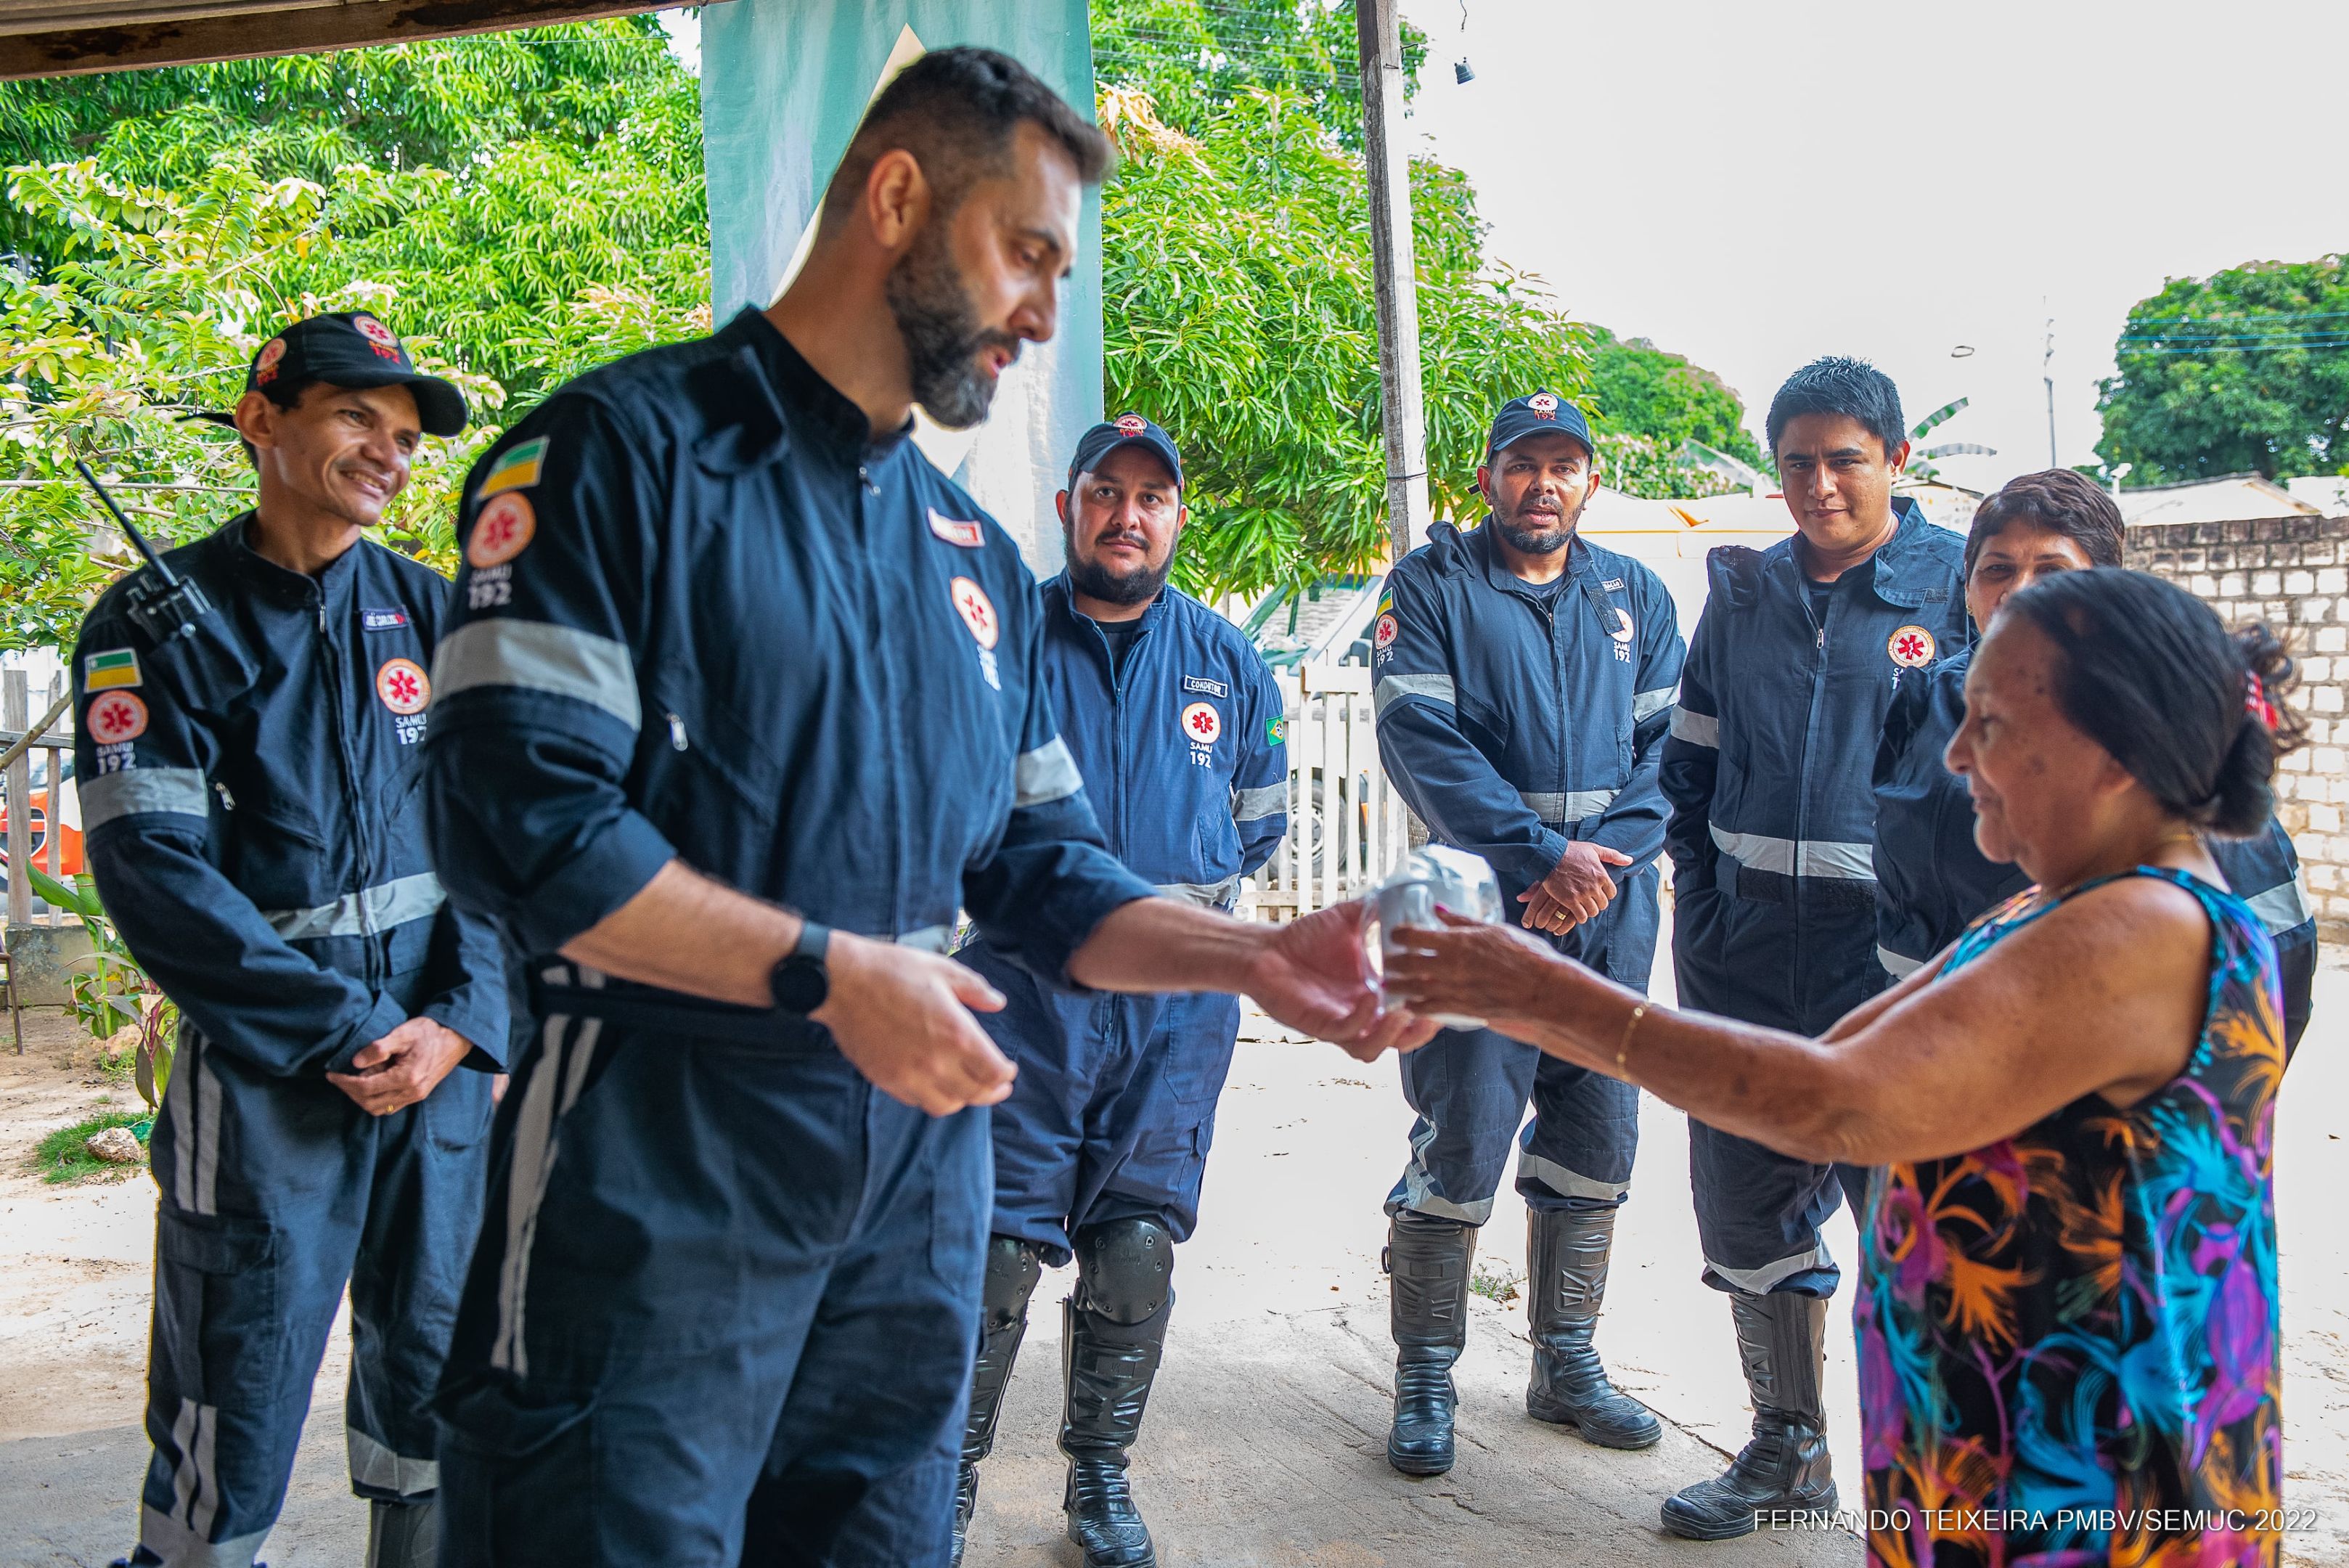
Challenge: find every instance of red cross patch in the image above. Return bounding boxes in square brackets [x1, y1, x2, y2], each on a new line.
[1887, 625, 1936, 668]
[1180, 701, 1222, 745]
[376, 658, 430, 715]
[86, 690, 147, 742]
[951, 576, 1000, 650]
[467, 493, 536, 570]
[254, 337, 287, 385]
[1374, 613, 1399, 650]
[1115, 414, 1148, 436]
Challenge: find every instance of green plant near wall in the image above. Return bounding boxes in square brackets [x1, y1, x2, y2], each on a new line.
[28, 865, 175, 1112]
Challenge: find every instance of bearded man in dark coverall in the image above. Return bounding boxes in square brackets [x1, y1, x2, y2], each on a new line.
[420, 49, 1418, 1567]
[75, 313, 509, 1568]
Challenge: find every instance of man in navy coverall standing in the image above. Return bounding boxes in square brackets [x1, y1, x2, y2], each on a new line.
[75, 313, 509, 1568]
[1658, 357, 1969, 1540]
[1370, 393, 1685, 1479]
[421, 51, 1411, 1567]
[952, 415, 1288, 1568]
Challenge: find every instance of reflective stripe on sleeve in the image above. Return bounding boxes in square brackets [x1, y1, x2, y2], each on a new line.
[1013, 737, 1082, 807]
[1710, 824, 1875, 880]
[2245, 877, 2313, 934]
[1156, 878, 1241, 910]
[1878, 945, 1925, 979]
[1373, 673, 1455, 719]
[1231, 783, 1286, 823]
[430, 619, 640, 731]
[81, 767, 211, 830]
[1519, 788, 1621, 825]
[1633, 685, 1678, 722]
[258, 872, 446, 941]
[1669, 707, 1720, 748]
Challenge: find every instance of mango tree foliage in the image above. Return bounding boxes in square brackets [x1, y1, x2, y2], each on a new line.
[2096, 256, 2349, 485]
[1100, 89, 1589, 597]
[0, 20, 706, 653]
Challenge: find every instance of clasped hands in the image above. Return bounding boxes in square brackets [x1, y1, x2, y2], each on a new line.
[1518, 840, 1633, 936]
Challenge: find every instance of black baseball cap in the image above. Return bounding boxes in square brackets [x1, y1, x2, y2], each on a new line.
[1485, 391, 1593, 464]
[192, 312, 467, 437]
[1066, 414, 1183, 493]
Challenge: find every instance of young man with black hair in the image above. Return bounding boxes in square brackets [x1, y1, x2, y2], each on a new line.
[75, 314, 508, 1568]
[952, 416, 1288, 1568]
[1371, 393, 1685, 1479]
[1656, 356, 1968, 1540]
[422, 49, 1410, 1565]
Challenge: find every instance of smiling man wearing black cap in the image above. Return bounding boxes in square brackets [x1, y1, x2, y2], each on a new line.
[75, 311, 507, 1568]
[1370, 391, 1686, 1479]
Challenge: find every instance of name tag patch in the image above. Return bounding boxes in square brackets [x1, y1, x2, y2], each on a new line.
[1181, 675, 1229, 699]
[928, 509, 986, 549]
[361, 607, 410, 632]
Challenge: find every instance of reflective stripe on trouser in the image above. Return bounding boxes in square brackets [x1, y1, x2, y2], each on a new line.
[1685, 1118, 1872, 1299]
[962, 939, 1241, 1266]
[434, 1015, 989, 1567]
[1386, 1023, 1641, 1225]
[138, 1014, 494, 1563]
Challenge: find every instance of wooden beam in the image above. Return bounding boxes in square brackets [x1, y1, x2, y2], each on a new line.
[0, 0, 677, 79]
[1352, 0, 1430, 565]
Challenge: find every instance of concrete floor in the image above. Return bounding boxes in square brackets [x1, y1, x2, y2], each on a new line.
[6, 939, 2348, 1566]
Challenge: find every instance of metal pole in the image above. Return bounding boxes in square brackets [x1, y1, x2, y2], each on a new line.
[1356, 0, 1432, 565]
[5, 669, 30, 931]
[2044, 316, 2059, 468]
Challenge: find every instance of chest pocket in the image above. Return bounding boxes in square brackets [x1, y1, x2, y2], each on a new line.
[637, 675, 788, 883]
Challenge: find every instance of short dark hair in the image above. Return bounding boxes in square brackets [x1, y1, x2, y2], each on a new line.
[1765, 356, 1906, 460]
[2002, 569, 2305, 838]
[1964, 468, 2127, 579]
[819, 46, 1114, 232]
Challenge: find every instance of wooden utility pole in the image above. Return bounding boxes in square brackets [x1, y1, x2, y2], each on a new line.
[1355, 0, 1431, 565]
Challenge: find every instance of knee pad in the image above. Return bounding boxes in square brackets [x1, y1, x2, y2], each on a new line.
[1071, 1217, 1174, 1325]
[982, 1235, 1042, 1331]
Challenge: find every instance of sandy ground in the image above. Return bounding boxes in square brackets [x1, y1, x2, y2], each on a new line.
[2, 936, 2345, 1566]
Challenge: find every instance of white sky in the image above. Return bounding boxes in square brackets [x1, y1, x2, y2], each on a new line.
[1395, 0, 2349, 490]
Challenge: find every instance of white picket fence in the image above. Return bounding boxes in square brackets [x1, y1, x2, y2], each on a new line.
[1246, 662, 1415, 920]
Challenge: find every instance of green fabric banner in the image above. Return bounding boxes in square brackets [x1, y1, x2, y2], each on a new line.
[700, 0, 1100, 569]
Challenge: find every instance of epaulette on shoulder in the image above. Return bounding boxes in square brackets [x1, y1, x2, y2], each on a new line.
[1705, 544, 1767, 608]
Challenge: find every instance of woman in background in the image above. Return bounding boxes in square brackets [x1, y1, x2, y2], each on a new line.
[1871, 467, 2316, 1052]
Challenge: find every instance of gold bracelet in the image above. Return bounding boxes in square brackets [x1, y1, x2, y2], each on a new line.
[1614, 1001, 1649, 1077]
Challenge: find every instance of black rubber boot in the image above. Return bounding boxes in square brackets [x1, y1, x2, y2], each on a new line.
[1061, 1219, 1173, 1568]
[953, 1236, 1042, 1567]
[366, 1498, 438, 1568]
[1524, 1206, 1662, 1450]
[1660, 1291, 1837, 1540]
[1384, 1210, 1475, 1477]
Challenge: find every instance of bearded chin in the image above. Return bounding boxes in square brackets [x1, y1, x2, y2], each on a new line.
[886, 226, 1000, 430]
[1067, 552, 1172, 608]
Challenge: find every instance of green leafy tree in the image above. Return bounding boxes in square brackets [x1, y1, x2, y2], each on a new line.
[2096, 256, 2349, 485]
[1581, 326, 1767, 469]
[0, 21, 706, 652]
[1100, 87, 1589, 596]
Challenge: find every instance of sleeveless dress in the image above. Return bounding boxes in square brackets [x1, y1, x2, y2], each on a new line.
[1855, 867, 2285, 1567]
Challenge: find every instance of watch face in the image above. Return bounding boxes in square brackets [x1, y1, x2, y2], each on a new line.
[771, 956, 828, 1015]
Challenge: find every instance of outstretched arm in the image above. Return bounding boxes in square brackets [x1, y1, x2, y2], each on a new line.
[1381, 873, 2213, 1166]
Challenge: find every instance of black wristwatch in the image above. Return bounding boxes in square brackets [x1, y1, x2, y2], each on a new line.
[769, 920, 831, 1015]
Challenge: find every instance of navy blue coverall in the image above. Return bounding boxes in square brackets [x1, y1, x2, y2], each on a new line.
[1373, 521, 1685, 1222]
[72, 519, 508, 1567]
[1659, 499, 1968, 1297]
[420, 309, 1154, 1567]
[962, 579, 1287, 1262]
[1873, 642, 2318, 1050]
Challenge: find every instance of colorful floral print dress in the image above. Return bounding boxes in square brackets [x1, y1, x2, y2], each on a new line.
[1856, 868, 2284, 1567]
